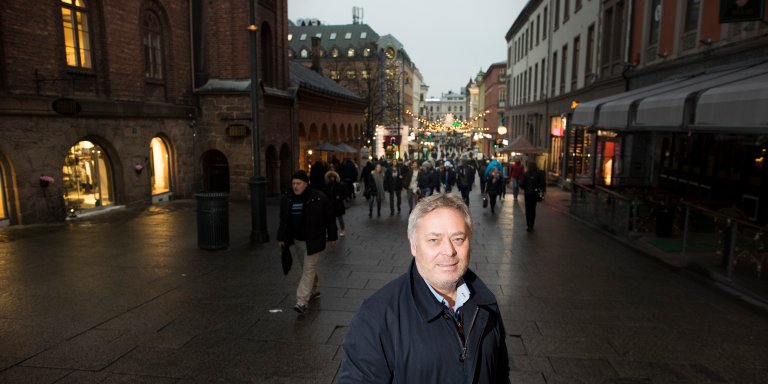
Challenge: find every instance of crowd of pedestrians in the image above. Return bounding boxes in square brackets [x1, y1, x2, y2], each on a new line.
[277, 153, 547, 316]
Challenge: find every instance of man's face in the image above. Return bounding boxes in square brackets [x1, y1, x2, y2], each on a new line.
[292, 179, 308, 195]
[410, 207, 470, 293]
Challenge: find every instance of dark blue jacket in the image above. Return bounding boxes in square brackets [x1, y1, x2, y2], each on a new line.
[340, 261, 510, 384]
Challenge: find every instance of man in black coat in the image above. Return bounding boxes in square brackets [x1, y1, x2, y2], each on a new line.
[455, 158, 476, 206]
[384, 159, 408, 215]
[340, 194, 510, 383]
[277, 170, 337, 314]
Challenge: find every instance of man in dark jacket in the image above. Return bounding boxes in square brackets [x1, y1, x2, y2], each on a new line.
[340, 194, 510, 383]
[384, 159, 408, 215]
[456, 158, 476, 206]
[277, 170, 337, 314]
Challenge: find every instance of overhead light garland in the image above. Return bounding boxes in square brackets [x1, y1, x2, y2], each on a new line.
[405, 110, 491, 135]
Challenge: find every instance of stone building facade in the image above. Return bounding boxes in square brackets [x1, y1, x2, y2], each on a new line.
[0, 0, 366, 226]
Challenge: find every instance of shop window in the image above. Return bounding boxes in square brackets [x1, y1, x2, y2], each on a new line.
[150, 137, 170, 195]
[62, 141, 113, 212]
[61, 0, 93, 69]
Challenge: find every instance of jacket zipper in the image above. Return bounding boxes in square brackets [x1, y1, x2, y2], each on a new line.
[448, 307, 480, 363]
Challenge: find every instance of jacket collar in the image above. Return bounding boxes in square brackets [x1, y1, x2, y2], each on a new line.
[408, 260, 498, 323]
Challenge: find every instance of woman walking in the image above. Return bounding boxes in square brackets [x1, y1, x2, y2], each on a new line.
[323, 171, 348, 236]
[519, 161, 546, 231]
[485, 167, 503, 215]
[367, 163, 386, 217]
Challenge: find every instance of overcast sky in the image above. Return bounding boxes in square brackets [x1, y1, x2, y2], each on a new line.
[288, 0, 526, 98]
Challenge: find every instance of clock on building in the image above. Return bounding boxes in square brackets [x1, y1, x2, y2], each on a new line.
[385, 46, 396, 59]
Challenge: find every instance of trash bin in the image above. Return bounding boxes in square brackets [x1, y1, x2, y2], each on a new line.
[195, 192, 229, 250]
[655, 205, 673, 238]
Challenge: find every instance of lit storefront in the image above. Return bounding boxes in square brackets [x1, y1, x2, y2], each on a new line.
[572, 60, 768, 222]
[549, 116, 564, 177]
[62, 141, 113, 214]
[0, 163, 7, 225]
[150, 137, 171, 200]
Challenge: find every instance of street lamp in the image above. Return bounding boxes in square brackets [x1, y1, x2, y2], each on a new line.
[248, 0, 268, 243]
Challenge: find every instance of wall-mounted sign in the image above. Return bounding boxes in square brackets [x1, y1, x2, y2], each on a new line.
[51, 98, 81, 116]
[720, 0, 765, 23]
[226, 124, 250, 137]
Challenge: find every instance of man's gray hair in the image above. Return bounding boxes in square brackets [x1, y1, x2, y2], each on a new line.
[407, 193, 473, 243]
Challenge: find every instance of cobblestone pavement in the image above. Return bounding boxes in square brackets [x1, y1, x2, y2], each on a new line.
[0, 187, 766, 383]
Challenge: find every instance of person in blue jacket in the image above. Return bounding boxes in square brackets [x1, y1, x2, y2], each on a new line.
[339, 193, 510, 383]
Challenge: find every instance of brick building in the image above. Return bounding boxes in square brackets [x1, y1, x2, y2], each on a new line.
[0, 0, 367, 226]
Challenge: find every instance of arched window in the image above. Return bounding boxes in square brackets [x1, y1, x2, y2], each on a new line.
[150, 137, 171, 195]
[347, 48, 356, 57]
[142, 10, 163, 80]
[61, 0, 92, 68]
[300, 48, 308, 58]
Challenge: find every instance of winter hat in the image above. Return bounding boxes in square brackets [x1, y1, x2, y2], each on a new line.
[291, 170, 310, 183]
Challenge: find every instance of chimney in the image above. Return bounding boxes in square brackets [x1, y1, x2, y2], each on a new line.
[311, 37, 322, 74]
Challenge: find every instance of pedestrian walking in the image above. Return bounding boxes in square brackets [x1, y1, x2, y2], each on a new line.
[360, 160, 374, 199]
[486, 167, 503, 215]
[509, 160, 524, 200]
[405, 161, 420, 212]
[367, 163, 386, 217]
[309, 160, 327, 190]
[277, 170, 337, 315]
[417, 161, 436, 197]
[384, 159, 407, 215]
[439, 161, 456, 193]
[519, 161, 546, 232]
[340, 158, 358, 200]
[477, 157, 489, 194]
[322, 171, 348, 237]
[339, 193, 510, 383]
[455, 158, 475, 206]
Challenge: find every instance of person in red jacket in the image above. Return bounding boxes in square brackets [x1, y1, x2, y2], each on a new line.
[508, 160, 524, 200]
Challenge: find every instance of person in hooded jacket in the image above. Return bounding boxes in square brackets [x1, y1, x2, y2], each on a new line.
[339, 193, 510, 384]
[323, 170, 348, 236]
[485, 167, 503, 215]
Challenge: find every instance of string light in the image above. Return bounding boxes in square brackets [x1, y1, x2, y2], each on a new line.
[405, 110, 492, 134]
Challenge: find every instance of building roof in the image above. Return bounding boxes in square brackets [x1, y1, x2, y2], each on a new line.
[289, 62, 364, 102]
[289, 23, 380, 52]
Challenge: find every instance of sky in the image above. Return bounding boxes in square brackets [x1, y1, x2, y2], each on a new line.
[288, 0, 526, 98]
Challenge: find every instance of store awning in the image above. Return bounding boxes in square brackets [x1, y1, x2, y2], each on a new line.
[335, 143, 359, 153]
[570, 78, 692, 127]
[498, 135, 546, 154]
[315, 142, 342, 152]
[692, 71, 768, 134]
[571, 60, 768, 134]
[635, 62, 768, 130]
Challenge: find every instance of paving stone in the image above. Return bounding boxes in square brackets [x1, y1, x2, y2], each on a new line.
[0, 189, 766, 382]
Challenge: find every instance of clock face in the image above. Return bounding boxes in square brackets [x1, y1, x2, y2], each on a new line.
[385, 47, 396, 59]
